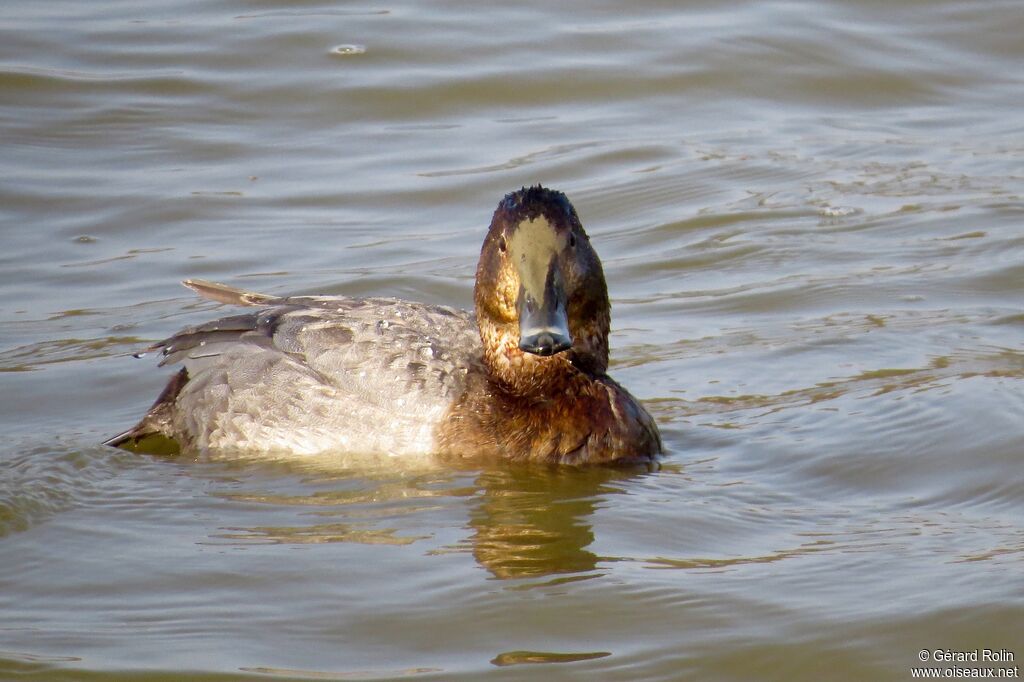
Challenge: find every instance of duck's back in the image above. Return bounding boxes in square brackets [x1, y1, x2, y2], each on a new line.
[137, 295, 481, 457]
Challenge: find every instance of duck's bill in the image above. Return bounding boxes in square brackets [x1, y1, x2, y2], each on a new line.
[511, 219, 574, 357]
[518, 295, 573, 356]
[519, 327, 572, 356]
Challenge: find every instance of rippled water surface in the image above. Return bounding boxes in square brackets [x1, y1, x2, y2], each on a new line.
[2, 0, 1022, 679]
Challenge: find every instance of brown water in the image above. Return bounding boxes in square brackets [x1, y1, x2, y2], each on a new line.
[1, 0, 1022, 680]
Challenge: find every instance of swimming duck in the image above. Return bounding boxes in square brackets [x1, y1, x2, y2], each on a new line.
[107, 186, 661, 465]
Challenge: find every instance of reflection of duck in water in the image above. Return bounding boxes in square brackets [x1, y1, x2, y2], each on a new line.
[199, 463, 651, 580]
[467, 465, 645, 579]
[108, 186, 661, 464]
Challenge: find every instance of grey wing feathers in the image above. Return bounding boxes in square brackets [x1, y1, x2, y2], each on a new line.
[148, 290, 480, 395]
[135, 308, 287, 365]
[270, 297, 481, 397]
[132, 280, 285, 363]
[119, 285, 482, 455]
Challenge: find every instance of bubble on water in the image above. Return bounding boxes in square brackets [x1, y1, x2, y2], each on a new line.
[330, 44, 366, 57]
[818, 205, 860, 218]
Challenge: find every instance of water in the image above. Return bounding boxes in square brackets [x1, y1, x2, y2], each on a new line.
[1, 0, 1022, 679]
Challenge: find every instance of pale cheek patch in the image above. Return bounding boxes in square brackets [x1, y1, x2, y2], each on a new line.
[495, 273, 518, 321]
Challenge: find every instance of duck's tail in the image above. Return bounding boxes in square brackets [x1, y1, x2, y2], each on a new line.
[182, 279, 276, 306]
[106, 280, 275, 454]
[104, 367, 189, 454]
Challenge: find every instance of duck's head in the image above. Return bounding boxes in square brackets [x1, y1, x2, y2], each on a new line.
[475, 186, 610, 395]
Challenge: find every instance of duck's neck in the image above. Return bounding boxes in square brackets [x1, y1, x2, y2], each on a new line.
[436, 346, 660, 464]
[441, 368, 658, 464]
[478, 319, 608, 398]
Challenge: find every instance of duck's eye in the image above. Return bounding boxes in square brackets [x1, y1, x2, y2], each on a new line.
[498, 237, 507, 253]
[569, 233, 577, 248]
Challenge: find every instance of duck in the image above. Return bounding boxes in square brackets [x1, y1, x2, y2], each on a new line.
[106, 186, 662, 465]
